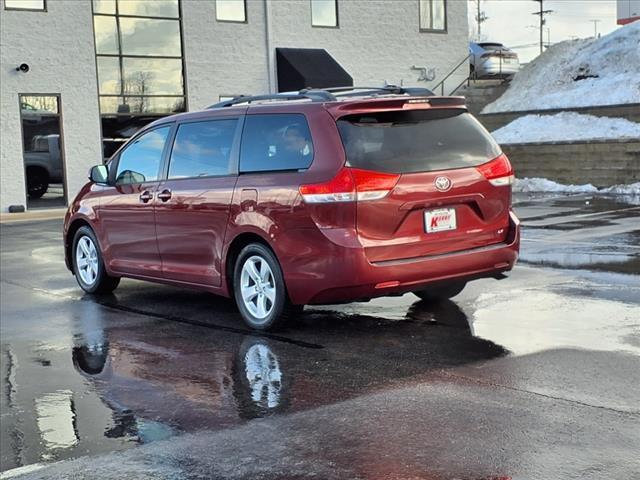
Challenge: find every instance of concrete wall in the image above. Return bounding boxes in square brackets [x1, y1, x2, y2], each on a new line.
[181, 0, 270, 111]
[479, 104, 640, 132]
[268, 0, 469, 94]
[182, 0, 470, 109]
[503, 140, 640, 187]
[0, 0, 103, 211]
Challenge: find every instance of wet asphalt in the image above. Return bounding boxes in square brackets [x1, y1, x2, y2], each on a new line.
[0, 192, 639, 480]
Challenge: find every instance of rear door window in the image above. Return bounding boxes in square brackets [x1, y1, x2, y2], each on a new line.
[115, 126, 171, 184]
[168, 119, 239, 178]
[337, 110, 501, 174]
[240, 114, 313, 173]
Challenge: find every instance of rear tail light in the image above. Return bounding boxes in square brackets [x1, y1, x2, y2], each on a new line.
[477, 154, 514, 186]
[299, 167, 400, 203]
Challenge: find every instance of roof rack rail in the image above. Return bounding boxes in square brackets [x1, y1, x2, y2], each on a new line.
[207, 91, 336, 109]
[206, 85, 436, 109]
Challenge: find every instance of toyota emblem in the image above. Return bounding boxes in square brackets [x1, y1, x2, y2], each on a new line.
[434, 176, 452, 192]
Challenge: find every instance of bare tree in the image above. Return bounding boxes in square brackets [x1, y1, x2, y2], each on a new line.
[124, 71, 154, 113]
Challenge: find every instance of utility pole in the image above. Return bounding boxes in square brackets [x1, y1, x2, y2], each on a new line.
[590, 19, 601, 37]
[475, 0, 488, 41]
[532, 0, 553, 55]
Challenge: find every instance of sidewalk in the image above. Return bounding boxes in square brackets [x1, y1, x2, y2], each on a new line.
[0, 208, 66, 224]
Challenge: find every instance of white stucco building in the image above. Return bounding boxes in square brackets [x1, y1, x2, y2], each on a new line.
[0, 0, 469, 212]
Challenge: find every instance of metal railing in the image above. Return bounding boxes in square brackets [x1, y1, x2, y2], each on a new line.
[431, 54, 471, 96]
[432, 51, 514, 96]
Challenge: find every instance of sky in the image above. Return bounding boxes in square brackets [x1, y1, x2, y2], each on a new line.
[468, 0, 620, 62]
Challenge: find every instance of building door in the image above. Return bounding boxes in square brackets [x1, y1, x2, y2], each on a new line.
[19, 95, 67, 209]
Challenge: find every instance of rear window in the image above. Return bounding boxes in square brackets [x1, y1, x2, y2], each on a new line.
[337, 110, 501, 174]
[240, 114, 314, 173]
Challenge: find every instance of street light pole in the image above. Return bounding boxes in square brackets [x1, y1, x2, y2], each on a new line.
[475, 0, 488, 41]
[532, 0, 553, 55]
[590, 19, 601, 37]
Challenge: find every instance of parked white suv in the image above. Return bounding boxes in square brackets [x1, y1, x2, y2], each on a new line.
[469, 42, 520, 79]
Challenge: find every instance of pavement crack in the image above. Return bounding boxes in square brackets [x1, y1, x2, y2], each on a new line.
[440, 370, 640, 417]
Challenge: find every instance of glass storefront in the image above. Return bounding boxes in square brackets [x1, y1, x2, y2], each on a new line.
[92, 0, 186, 158]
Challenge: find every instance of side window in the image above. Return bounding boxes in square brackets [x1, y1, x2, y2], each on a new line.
[115, 126, 170, 185]
[239, 114, 314, 173]
[168, 119, 238, 179]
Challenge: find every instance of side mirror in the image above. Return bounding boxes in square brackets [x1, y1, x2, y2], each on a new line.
[89, 165, 109, 184]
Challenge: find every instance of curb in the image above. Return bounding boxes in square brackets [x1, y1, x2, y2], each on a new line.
[0, 208, 66, 224]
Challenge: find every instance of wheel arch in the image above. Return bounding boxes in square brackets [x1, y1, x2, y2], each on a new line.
[224, 231, 280, 298]
[64, 217, 93, 271]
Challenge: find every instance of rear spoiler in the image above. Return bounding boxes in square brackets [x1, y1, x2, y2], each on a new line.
[326, 96, 467, 118]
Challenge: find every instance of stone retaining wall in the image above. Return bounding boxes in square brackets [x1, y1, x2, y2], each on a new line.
[502, 140, 640, 188]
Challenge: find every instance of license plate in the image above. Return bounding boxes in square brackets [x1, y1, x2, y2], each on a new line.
[425, 208, 457, 233]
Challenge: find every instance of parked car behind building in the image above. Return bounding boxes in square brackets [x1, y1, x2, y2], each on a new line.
[469, 42, 520, 79]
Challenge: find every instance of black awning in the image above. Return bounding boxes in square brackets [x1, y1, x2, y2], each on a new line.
[276, 48, 353, 93]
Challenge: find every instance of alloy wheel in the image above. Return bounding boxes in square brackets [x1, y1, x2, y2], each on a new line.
[240, 255, 276, 322]
[76, 236, 99, 286]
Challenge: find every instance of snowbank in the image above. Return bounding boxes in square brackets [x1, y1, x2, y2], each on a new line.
[483, 22, 640, 113]
[514, 178, 640, 195]
[491, 112, 640, 144]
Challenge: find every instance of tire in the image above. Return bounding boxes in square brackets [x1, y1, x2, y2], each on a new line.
[233, 243, 302, 331]
[27, 169, 49, 199]
[72, 226, 120, 294]
[413, 281, 466, 302]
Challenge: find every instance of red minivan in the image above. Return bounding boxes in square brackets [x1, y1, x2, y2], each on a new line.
[63, 87, 519, 330]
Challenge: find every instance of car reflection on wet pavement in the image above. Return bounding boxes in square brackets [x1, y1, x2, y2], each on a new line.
[1, 193, 639, 479]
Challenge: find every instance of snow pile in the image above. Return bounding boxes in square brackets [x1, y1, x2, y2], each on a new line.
[491, 112, 640, 144]
[514, 178, 640, 195]
[483, 22, 640, 113]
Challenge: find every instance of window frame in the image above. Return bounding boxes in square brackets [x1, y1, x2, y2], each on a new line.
[215, 0, 247, 24]
[17, 93, 67, 207]
[111, 123, 174, 186]
[310, 0, 339, 29]
[164, 116, 244, 181]
[239, 113, 315, 175]
[4, 0, 46, 12]
[91, 0, 188, 118]
[418, 0, 447, 34]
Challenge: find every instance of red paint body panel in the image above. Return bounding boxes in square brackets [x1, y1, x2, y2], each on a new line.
[155, 176, 237, 287]
[64, 95, 520, 309]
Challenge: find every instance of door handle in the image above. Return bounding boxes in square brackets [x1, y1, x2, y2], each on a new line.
[157, 189, 172, 202]
[139, 190, 153, 203]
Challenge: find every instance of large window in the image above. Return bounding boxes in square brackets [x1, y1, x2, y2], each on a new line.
[4, 0, 45, 10]
[115, 126, 171, 184]
[168, 119, 239, 179]
[92, 0, 186, 158]
[419, 0, 446, 32]
[311, 0, 338, 28]
[215, 0, 246, 22]
[240, 115, 314, 173]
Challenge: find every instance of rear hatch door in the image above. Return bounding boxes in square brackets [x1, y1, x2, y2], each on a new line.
[336, 108, 513, 263]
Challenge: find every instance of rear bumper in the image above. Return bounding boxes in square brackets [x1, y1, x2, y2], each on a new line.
[477, 60, 519, 76]
[282, 211, 520, 305]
